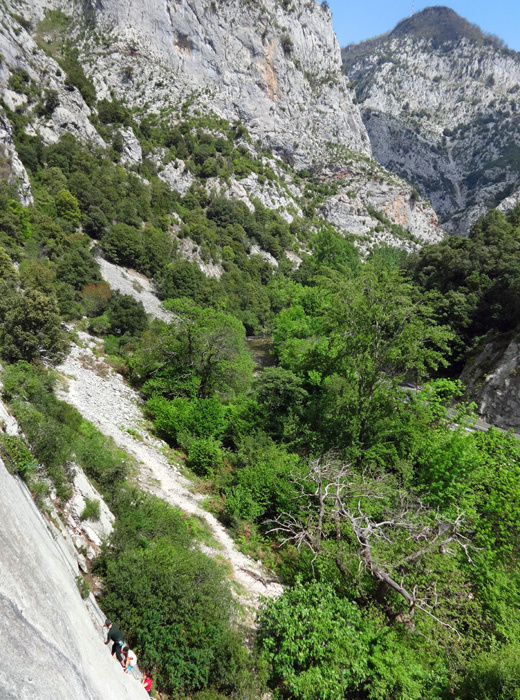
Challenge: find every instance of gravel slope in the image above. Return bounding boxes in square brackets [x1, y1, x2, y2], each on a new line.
[57, 333, 283, 614]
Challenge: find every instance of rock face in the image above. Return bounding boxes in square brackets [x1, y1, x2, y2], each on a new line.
[78, 0, 370, 170]
[460, 335, 520, 433]
[21, 0, 369, 169]
[0, 0, 442, 246]
[0, 455, 148, 700]
[96, 257, 173, 322]
[343, 6, 520, 235]
[0, 111, 32, 205]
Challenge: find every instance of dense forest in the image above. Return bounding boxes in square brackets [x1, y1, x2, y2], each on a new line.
[3, 88, 520, 699]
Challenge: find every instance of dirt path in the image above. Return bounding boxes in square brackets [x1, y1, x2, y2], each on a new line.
[56, 333, 283, 615]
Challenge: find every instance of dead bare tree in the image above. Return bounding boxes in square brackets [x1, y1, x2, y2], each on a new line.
[269, 455, 477, 635]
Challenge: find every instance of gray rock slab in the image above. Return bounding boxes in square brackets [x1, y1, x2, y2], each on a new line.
[0, 459, 148, 700]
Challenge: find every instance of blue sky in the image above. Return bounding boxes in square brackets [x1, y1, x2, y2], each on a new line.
[326, 1, 520, 52]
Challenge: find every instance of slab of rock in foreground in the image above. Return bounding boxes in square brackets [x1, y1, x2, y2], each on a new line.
[0, 459, 147, 700]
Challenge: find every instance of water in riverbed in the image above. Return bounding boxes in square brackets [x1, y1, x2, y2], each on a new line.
[245, 336, 276, 370]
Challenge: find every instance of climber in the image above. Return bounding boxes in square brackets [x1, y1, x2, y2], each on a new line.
[103, 619, 125, 668]
[142, 674, 153, 696]
[122, 645, 137, 673]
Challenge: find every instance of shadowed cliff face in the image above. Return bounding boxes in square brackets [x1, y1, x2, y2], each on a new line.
[343, 6, 520, 235]
[0, 458, 147, 700]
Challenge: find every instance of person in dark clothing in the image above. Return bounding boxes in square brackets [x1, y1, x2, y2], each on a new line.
[103, 618, 125, 667]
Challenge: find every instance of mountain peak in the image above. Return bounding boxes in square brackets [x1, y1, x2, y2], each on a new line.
[390, 5, 497, 47]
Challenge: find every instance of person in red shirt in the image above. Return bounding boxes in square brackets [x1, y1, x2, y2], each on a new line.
[142, 675, 153, 696]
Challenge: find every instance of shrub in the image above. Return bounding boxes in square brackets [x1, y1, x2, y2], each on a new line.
[106, 292, 148, 336]
[186, 437, 225, 476]
[99, 538, 249, 697]
[102, 223, 143, 267]
[74, 421, 128, 499]
[280, 33, 293, 56]
[147, 397, 228, 445]
[57, 246, 101, 289]
[97, 98, 131, 125]
[62, 53, 96, 106]
[0, 434, 36, 480]
[55, 189, 81, 224]
[258, 579, 373, 699]
[80, 496, 101, 521]
[8, 69, 31, 94]
[81, 282, 112, 317]
[75, 574, 90, 599]
[457, 644, 520, 699]
[0, 288, 67, 364]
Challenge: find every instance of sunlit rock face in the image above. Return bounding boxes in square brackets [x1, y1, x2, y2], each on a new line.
[344, 6, 520, 235]
[0, 455, 147, 700]
[0, 0, 442, 248]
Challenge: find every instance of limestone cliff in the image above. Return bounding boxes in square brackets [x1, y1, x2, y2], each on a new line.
[14, 0, 370, 169]
[0, 0, 442, 247]
[0, 453, 148, 700]
[343, 6, 520, 235]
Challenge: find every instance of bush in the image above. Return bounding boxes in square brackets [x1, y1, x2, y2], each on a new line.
[2, 363, 129, 503]
[80, 496, 101, 521]
[74, 421, 128, 499]
[57, 246, 101, 290]
[62, 52, 96, 106]
[258, 579, 373, 699]
[106, 292, 148, 336]
[186, 437, 225, 476]
[280, 33, 293, 56]
[100, 537, 249, 697]
[102, 223, 143, 267]
[147, 397, 228, 445]
[55, 189, 81, 224]
[97, 98, 131, 125]
[81, 282, 112, 317]
[457, 644, 520, 699]
[224, 436, 299, 524]
[0, 434, 36, 480]
[0, 288, 67, 364]
[76, 575, 90, 600]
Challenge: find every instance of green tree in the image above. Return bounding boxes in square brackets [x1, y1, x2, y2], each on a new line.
[106, 292, 148, 336]
[255, 366, 308, 440]
[274, 265, 453, 458]
[0, 288, 67, 363]
[258, 579, 443, 700]
[40, 166, 68, 196]
[57, 245, 101, 290]
[102, 222, 143, 267]
[134, 299, 253, 400]
[55, 188, 81, 224]
[0, 249, 18, 280]
[258, 579, 372, 700]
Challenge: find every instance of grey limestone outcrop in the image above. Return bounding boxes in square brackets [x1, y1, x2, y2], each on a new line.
[460, 336, 520, 433]
[0, 455, 148, 700]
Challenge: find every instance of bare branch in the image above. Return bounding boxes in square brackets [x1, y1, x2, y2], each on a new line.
[268, 455, 476, 635]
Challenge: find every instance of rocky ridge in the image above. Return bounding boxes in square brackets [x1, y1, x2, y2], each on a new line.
[343, 6, 520, 235]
